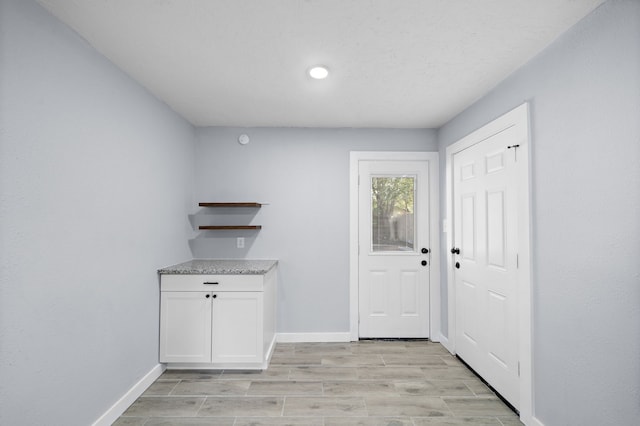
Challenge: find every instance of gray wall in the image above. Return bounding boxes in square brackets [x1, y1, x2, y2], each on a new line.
[437, 0, 640, 424]
[193, 127, 437, 333]
[3, 0, 637, 424]
[0, 1, 196, 425]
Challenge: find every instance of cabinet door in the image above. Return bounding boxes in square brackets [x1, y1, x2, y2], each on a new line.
[212, 292, 263, 363]
[160, 291, 212, 363]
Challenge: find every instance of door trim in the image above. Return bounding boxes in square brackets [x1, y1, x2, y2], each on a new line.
[349, 151, 440, 342]
[445, 103, 533, 424]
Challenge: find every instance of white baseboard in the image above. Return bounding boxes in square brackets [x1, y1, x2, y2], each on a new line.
[276, 332, 352, 343]
[527, 416, 545, 426]
[439, 333, 454, 354]
[92, 363, 165, 426]
[276, 332, 451, 344]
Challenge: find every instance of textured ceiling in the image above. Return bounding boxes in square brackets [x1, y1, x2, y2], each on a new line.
[38, 0, 606, 128]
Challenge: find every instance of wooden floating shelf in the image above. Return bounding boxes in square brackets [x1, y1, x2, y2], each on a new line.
[198, 225, 262, 230]
[199, 202, 262, 208]
[198, 202, 263, 231]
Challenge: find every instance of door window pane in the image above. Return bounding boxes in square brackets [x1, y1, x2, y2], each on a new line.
[371, 176, 416, 252]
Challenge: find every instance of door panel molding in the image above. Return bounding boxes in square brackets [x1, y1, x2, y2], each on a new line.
[349, 151, 440, 342]
[445, 103, 532, 424]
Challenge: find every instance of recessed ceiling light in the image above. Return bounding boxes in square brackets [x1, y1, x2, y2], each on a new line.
[308, 66, 329, 80]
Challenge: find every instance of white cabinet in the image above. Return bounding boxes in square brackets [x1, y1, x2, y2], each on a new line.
[211, 292, 262, 363]
[160, 292, 212, 363]
[159, 266, 277, 369]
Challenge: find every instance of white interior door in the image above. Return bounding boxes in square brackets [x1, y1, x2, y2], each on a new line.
[452, 127, 520, 408]
[358, 160, 430, 338]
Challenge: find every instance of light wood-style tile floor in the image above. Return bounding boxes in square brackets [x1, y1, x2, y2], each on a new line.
[115, 340, 523, 425]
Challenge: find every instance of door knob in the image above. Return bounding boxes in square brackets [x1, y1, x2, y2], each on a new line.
[421, 248, 429, 254]
[421, 260, 428, 266]
[451, 247, 460, 255]
[455, 262, 460, 269]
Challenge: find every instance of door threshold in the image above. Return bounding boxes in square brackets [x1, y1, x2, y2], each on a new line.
[358, 338, 430, 342]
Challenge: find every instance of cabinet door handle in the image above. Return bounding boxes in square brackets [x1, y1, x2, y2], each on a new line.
[205, 294, 210, 298]
[212, 294, 217, 299]
[203, 282, 219, 285]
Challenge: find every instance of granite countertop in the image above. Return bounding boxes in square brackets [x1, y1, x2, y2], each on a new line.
[158, 259, 278, 275]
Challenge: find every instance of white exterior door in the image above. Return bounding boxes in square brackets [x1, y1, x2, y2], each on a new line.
[358, 160, 431, 338]
[452, 127, 520, 408]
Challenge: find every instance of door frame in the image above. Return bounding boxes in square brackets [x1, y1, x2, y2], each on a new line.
[444, 103, 534, 424]
[349, 151, 440, 342]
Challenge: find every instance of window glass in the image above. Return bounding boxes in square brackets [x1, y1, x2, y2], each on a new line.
[371, 176, 416, 252]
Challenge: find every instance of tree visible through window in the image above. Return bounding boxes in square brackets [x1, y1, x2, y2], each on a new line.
[371, 176, 415, 252]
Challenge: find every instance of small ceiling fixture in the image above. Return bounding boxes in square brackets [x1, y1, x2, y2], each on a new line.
[238, 134, 250, 145]
[308, 66, 329, 80]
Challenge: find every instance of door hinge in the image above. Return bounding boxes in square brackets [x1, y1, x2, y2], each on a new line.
[518, 362, 520, 377]
[507, 144, 520, 162]
[516, 254, 519, 268]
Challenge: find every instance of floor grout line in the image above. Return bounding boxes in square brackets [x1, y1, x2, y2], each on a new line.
[281, 395, 286, 417]
[193, 395, 207, 418]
